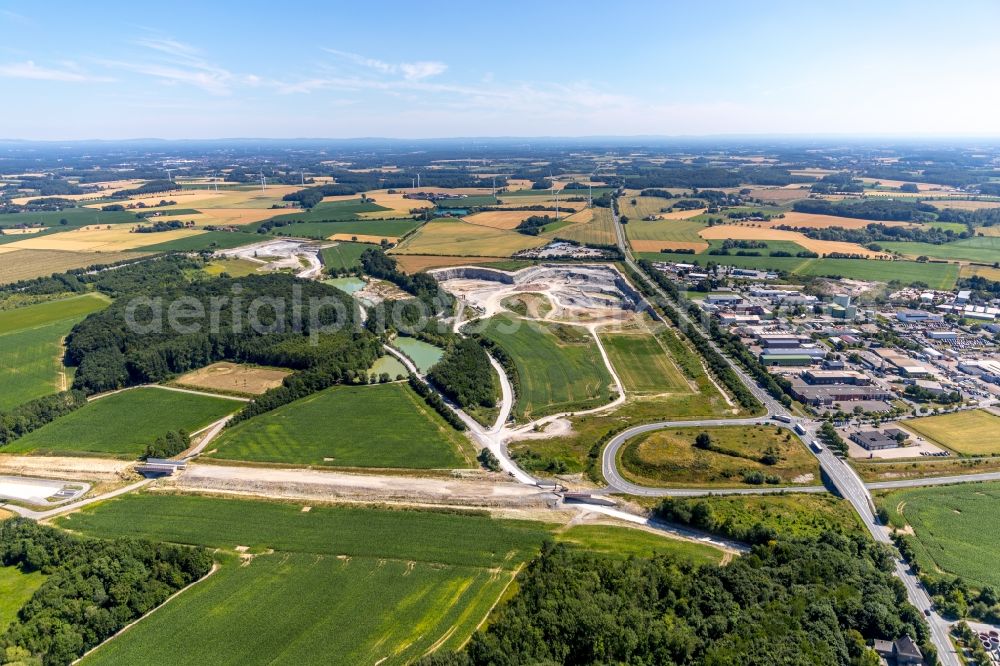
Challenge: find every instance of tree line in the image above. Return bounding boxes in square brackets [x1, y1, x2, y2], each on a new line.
[793, 199, 937, 222]
[421, 533, 934, 666]
[427, 338, 497, 411]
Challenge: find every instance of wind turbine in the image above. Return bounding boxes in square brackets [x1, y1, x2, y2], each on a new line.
[300, 170, 305, 186]
[416, 172, 421, 188]
[259, 170, 266, 192]
[165, 168, 174, 183]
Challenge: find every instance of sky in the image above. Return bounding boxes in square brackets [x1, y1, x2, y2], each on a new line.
[1, 0, 999, 140]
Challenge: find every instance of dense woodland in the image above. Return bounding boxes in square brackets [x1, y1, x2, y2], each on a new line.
[422, 535, 933, 666]
[0, 519, 212, 666]
[0, 391, 87, 446]
[427, 338, 497, 410]
[782, 222, 971, 246]
[109, 179, 181, 198]
[360, 248, 454, 314]
[792, 199, 937, 222]
[64, 272, 369, 394]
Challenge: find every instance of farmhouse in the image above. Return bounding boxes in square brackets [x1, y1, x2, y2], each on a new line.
[873, 635, 922, 665]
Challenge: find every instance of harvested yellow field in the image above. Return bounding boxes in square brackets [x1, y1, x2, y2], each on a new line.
[393, 255, 509, 274]
[543, 206, 616, 245]
[10, 179, 146, 205]
[463, 210, 536, 230]
[0, 227, 43, 235]
[85, 185, 300, 210]
[859, 177, 954, 192]
[928, 199, 1000, 211]
[505, 179, 533, 190]
[356, 191, 431, 218]
[0, 249, 147, 285]
[959, 264, 1000, 281]
[759, 212, 914, 230]
[978, 226, 1000, 237]
[190, 208, 286, 226]
[630, 239, 709, 253]
[497, 198, 584, 212]
[699, 225, 886, 258]
[391, 218, 546, 257]
[788, 168, 836, 178]
[747, 187, 812, 203]
[563, 208, 593, 224]
[0, 246, 20, 255]
[328, 233, 399, 244]
[3, 226, 204, 252]
[173, 362, 290, 395]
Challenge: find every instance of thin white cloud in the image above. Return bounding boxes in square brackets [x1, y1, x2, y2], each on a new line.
[0, 60, 111, 82]
[322, 48, 447, 81]
[97, 36, 253, 95]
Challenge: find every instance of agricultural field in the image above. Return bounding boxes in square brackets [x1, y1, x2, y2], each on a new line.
[0, 293, 109, 409]
[699, 224, 884, 258]
[374, 254, 508, 274]
[619, 424, 819, 488]
[479, 314, 614, 420]
[319, 241, 370, 271]
[0, 565, 46, 632]
[554, 524, 723, 564]
[0, 225, 205, 252]
[5, 387, 240, 457]
[626, 214, 709, 252]
[172, 362, 290, 396]
[619, 195, 705, 221]
[928, 199, 1000, 211]
[508, 327, 739, 477]
[760, 211, 916, 230]
[542, 206, 616, 245]
[879, 482, 1000, 590]
[0, 207, 140, 229]
[139, 231, 258, 252]
[959, 263, 1000, 281]
[880, 237, 1000, 263]
[900, 409, 1000, 455]
[636, 250, 959, 288]
[203, 258, 263, 277]
[599, 327, 691, 394]
[208, 383, 472, 469]
[0, 249, 148, 285]
[462, 209, 537, 230]
[391, 218, 546, 257]
[266, 218, 421, 241]
[61, 494, 551, 666]
[266, 198, 390, 223]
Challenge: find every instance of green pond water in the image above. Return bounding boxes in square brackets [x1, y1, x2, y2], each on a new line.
[392, 337, 444, 374]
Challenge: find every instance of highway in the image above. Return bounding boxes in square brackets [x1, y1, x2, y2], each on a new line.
[608, 200, 962, 666]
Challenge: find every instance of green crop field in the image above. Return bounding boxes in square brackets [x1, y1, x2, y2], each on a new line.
[599, 329, 691, 394]
[203, 258, 262, 277]
[139, 231, 258, 252]
[881, 237, 1000, 263]
[879, 482, 1000, 590]
[0, 207, 140, 229]
[63, 494, 551, 666]
[0, 566, 46, 632]
[626, 218, 707, 244]
[480, 314, 613, 420]
[901, 409, 1000, 455]
[320, 241, 370, 271]
[208, 383, 471, 468]
[0, 294, 109, 410]
[637, 251, 959, 288]
[555, 525, 722, 564]
[6, 387, 240, 457]
[619, 424, 820, 488]
[267, 218, 422, 240]
[266, 199, 390, 223]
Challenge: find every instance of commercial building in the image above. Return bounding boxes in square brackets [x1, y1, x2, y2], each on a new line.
[802, 369, 871, 385]
[850, 429, 908, 451]
[761, 354, 814, 367]
[788, 379, 893, 406]
[896, 309, 944, 324]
